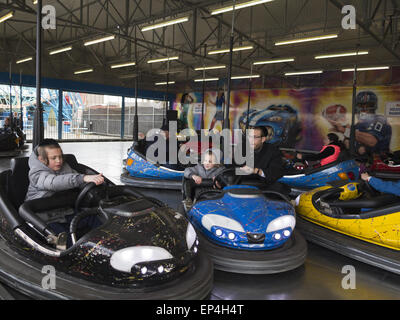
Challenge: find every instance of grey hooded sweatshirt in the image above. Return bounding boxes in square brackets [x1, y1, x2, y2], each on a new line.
[25, 149, 86, 202]
[184, 164, 225, 180]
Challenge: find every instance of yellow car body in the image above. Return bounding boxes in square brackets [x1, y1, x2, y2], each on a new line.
[295, 182, 400, 251]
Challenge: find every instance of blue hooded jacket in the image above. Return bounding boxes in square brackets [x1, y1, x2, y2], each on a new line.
[369, 177, 400, 197]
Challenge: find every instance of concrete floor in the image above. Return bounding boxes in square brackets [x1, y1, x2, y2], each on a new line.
[2, 141, 400, 300]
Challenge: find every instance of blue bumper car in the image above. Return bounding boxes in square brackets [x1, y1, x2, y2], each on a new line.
[279, 153, 360, 197]
[121, 139, 184, 190]
[180, 169, 307, 274]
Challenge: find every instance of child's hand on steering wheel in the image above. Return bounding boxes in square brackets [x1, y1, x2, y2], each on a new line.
[192, 175, 202, 185]
[84, 173, 104, 186]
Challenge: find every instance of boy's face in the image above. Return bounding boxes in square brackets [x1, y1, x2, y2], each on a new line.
[40, 147, 63, 171]
[203, 153, 217, 170]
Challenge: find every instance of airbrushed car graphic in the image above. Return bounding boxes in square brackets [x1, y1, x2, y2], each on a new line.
[239, 104, 302, 146]
[180, 168, 307, 274]
[0, 154, 213, 299]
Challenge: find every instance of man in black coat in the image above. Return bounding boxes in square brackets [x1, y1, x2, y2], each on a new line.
[236, 126, 289, 194]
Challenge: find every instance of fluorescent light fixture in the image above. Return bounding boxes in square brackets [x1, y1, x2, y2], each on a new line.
[119, 74, 138, 79]
[315, 51, 369, 59]
[147, 56, 179, 64]
[0, 11, 14, 23]
[285, 70, 323, 76]
[33, 0, 37, 4]
[195, 65, 226, 71]
[84, 35, 115, 46]
[16, 57, 33, 64]
[158, 69, 183, 75]
[275, 34, 338, 46]
[111, 61, 136, 69]
[194, 78, 219, 82]
[211, 0, 274, 15]
[231, 74, 260, 80]
[49, 46, 72, 55]
[141, 16, 189, 32]
[74, 68, 94, 75]
[253, 58, 295, 65]
[155, 81, 175, 85]
[342, 66, 390, 72]
[208, 45, 253, 55]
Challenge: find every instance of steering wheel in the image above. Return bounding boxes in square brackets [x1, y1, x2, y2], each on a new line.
[358, 179, 379, 197]
[70, 182, 101, 245]
[214, 167, 242, 188]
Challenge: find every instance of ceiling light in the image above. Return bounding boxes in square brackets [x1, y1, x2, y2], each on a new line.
[0, 11, 14, 23]
[84, 35, 115, 46]
[111, 61, 136, 69]
[147, 56, 179, 64]
[16, 57, 33, 64]
[275, 34, 338, 46]
[119, 74, 138, 79]
[195, 65, 226, 71]
[231, 74, 260, 79]
[155, 81, 175, 85]
[285, 70, 323, 76]
[194, 78, 219, 82]
[342, 66, 389, 72]
[141, 16, 189, 32]
[49, 46, 72, 55]
[315, 51, 369, 59]
[253, 58, 295, 65]
[211, 0, 274, 15]
[74, 68, 94, 75]
[208, 45, 253, 55]
[158, 69, 184, 75]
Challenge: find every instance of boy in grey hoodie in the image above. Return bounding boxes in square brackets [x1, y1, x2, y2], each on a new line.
[25, 139, 104, 201]
[23, 139, 104, 248]
[183, 149, 225, 208]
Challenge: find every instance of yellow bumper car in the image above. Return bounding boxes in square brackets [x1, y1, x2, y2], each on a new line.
[295, 180, 400, 274]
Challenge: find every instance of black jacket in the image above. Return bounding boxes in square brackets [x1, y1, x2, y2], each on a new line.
[235, 142, 285, 185]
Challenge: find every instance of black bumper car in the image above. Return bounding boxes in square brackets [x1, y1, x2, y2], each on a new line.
[0, 155, 213, 299]
[0, 126, 27, 157]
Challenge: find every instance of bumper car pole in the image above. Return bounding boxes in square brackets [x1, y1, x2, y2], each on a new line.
[33, 0, 43, 149]
[349, 57, 358, 156]
[133, 30, 139, 143]
[245, 63, 253, 131]
[223, 0, 236, 131]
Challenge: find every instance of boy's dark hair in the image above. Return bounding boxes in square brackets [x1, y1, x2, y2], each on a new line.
[36, 139, 63, 165]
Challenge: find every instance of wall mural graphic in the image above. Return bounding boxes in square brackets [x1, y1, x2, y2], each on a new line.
[173, 85, 400, 154]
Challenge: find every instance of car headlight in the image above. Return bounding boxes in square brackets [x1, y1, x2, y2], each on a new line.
[201, 214, 245, 233]
[110, 246, 173, 273]
[186, 222, 197, 250]
[294, 195, 301, 207]
[266, 215, 296, 233]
